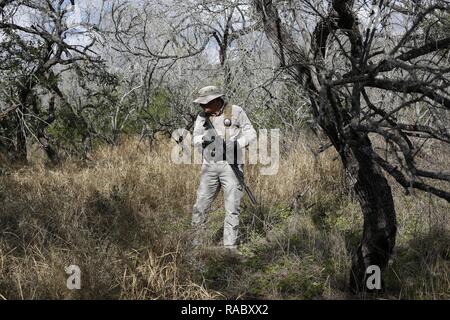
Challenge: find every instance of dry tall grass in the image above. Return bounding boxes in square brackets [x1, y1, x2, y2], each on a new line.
[0, 136, 448, 299]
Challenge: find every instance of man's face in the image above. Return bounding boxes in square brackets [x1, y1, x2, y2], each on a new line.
[200, 98, 222, 115]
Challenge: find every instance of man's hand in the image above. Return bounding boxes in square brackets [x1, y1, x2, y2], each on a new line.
[201, 135, 215, 149]
[201, 134, 241, 163]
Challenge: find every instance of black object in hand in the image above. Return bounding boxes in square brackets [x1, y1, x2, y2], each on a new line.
[202, 135, 215, 149]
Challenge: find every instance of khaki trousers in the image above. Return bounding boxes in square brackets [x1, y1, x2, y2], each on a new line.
[192, 161, 244, 248]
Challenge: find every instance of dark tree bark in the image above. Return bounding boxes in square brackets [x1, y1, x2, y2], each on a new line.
[37, 96, 60, 165]
[37, 134, 60, 165]
[318, 95, 398, 293]
[342, 133, 397, 293]
[83, 134, 93, 160]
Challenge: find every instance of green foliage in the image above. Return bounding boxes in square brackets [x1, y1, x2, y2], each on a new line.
[139, 89, 172, 130]
[47, 106, 89, 153]
[277, 267, 325, 298]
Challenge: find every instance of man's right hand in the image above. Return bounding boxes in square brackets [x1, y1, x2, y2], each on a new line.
[201, 135, 215, 149]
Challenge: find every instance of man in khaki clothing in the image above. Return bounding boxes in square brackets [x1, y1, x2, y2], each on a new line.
[191, 86, 256, 253]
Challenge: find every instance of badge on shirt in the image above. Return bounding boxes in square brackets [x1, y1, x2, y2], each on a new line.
[224, 118, 232, 127]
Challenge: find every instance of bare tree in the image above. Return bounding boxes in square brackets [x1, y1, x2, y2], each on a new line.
[0, 0, 102, 163]
[253, 0, 450, 293]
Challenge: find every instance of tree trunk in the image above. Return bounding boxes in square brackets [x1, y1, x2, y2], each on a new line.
[37, 96, 60, 165]
[83, 134, 93, 160]
[342, 134, 397, 293]
[38, 133, 60, 165]
[322, 123, 397, 294]
[15, 112, 28, 164]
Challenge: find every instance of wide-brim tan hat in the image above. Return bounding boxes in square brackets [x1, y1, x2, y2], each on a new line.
[193, 85, 224, 104]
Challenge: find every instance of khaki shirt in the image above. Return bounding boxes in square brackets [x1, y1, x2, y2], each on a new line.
[193, 104, 257, 160]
